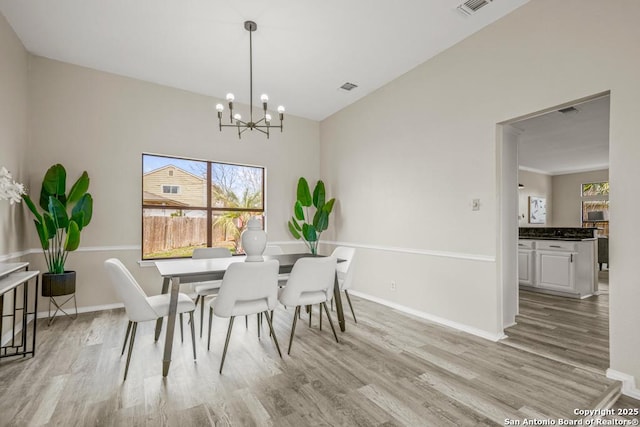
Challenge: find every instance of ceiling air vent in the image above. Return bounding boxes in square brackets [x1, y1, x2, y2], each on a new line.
[339, 82, 358, 92]
[558, 106, 579, 114]
[457, 0, 493, 16]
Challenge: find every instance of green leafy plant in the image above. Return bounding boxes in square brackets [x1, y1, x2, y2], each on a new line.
[287, 177, 335, 254]
[22, 164, 93, 274]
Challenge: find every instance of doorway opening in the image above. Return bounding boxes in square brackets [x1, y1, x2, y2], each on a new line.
[497, 92, 610, 373]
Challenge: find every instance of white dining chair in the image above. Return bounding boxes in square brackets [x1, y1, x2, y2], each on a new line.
[206, 260, 282, 373]
[104, 258, 196, 380]
[192, 247, 232, 337]
[278, 256, 339, 354]
[263, 244, 289, 286]
[331, 246, 357, 323]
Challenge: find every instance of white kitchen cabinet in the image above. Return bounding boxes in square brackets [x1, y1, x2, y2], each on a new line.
[517, 240, 534, 286]
[536, 249, 575, 292]
[518, 238, 596, 298]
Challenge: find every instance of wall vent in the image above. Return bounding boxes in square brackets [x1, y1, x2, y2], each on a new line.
[457, 0, 493, 16]
[339, 82, 358, 91]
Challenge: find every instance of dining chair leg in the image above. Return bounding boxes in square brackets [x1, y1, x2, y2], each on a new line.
[264, 311, 282, 358]
[194, 295, 200, 307]
[308, 305, 312, 328]
[257, 313, 261, 339]
[200, 297, 206, 338]
[344, 290, 357, 324]
[189, 311, 197, 360]
[123, 322, 138, 381]
[179, 313, 184, 343]
[207, 306, 214, 351]
[220, 316, 235, 374]
[321, 302, 339, 344]
[288, 306, 300, 355]
[245, 315, 248, 329]
[121, 321, 132, 356]
[269, 310, 275, 337]
[319, 304, 323, 331]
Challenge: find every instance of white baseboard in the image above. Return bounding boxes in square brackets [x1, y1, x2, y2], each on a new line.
[349, 290, 506, 342]
[36, 301, 124, 319]
[2, 303, 123, 347]
[606, 369, 640, 399]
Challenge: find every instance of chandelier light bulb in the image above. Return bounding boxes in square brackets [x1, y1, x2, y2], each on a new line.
[277, 105, 285, 114]
[226, 93, 235, 102]
[234, 113, 242, 121]
[265, 113, 272, 122]
[216, 103, 224, 112]
[260, 94, 269, 103]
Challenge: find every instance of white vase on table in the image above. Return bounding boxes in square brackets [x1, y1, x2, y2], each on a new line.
[241, 216, 267, 262]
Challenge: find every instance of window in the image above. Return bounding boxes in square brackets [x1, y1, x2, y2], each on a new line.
[581, 181, 609, 237]
[142, 153, 265, 259]
[162, 185, 180, 194]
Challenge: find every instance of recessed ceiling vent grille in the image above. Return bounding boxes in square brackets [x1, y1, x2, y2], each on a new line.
[339, 82, 358, 92]
[457, 0, 493, 16]
[558, 106, 579, 114]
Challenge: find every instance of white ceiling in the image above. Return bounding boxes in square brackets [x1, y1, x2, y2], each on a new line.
[0, 0, 528, 121]
[514, 96, 610, 176]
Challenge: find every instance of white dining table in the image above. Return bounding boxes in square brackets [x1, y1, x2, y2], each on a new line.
[154, 253, 346, 377]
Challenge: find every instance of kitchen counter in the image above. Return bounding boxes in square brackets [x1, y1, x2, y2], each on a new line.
[519, 237, 596, 241]
[519, 226, 597, 241]
[518, 236, 597, 298]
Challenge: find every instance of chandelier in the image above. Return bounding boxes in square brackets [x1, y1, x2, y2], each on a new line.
[216, 21, 285, 139]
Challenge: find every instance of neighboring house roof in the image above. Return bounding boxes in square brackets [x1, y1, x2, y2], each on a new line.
[143, 164, 204, 181]
[142, 191, 189, 207]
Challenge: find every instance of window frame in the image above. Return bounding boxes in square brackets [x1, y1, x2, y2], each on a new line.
[580, 180, 609, 237]
[141, 153, 265, 260]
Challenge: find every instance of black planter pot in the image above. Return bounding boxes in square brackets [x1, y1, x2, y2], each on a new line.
[42, 271, 76, 297]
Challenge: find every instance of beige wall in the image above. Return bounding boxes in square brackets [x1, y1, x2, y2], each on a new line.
[518, 169, 552, 227]
[0, 12, 28, 257]
[24, 55, 320, 309]
[552, 169, 608, 227]
[320, 0, 640, 389]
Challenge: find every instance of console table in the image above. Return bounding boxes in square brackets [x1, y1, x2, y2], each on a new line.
[0, 263, 39, 359]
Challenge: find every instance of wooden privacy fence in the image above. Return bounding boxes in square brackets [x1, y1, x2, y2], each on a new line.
[143, 216, 211, 253]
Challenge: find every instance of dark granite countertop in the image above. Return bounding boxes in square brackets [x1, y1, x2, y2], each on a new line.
[519, 227, 597, 241]
[519, 237, 594, 241]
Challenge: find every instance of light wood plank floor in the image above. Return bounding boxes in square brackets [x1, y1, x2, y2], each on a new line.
[503, 271, 610, 374]
[0, 293, 635, 426]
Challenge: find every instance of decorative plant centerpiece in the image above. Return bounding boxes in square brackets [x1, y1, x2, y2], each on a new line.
[287, 177, 335, 255]
[23, 164, 93, 299]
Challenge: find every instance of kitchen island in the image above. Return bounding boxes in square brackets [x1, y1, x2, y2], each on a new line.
[518, 227, 598, 298]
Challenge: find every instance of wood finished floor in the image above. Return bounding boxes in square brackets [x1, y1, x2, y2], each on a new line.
[504, 271, 610, 374]
[0, 290, 636, 426]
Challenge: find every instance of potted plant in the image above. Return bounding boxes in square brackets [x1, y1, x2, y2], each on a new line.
[22, 164, 93, 297]
[287, 177, 335, 255]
